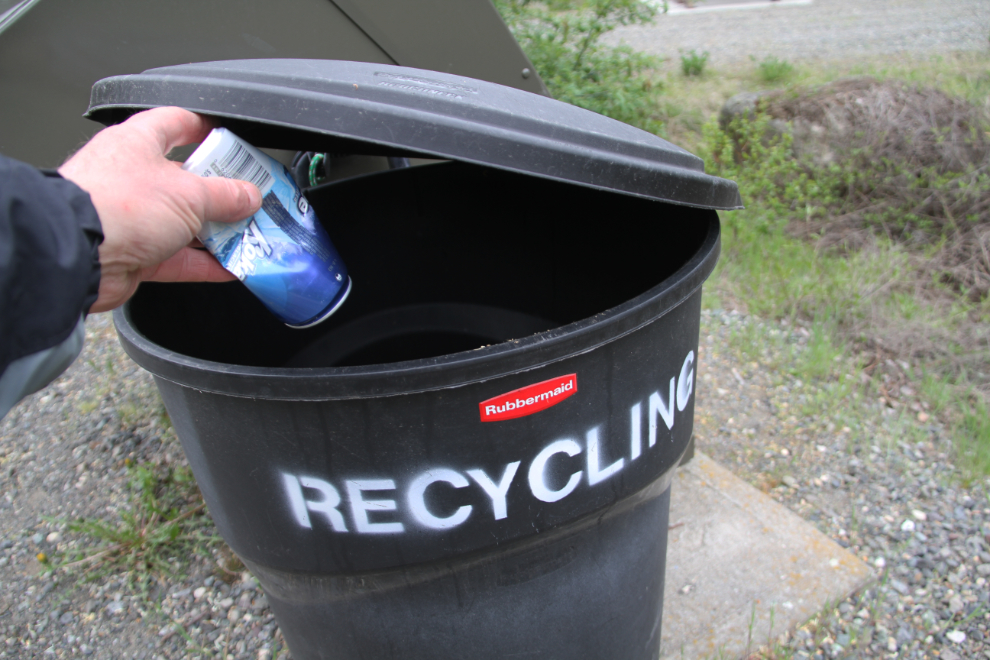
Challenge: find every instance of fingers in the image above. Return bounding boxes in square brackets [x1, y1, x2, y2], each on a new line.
[123, 107, 216, 155]
[197, 176, 262, 224]
[143, 247, 238, 284]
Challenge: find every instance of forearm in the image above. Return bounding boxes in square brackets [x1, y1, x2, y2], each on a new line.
[0, 154, 103, 417]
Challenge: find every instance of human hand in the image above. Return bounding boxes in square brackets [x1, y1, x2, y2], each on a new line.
[59, 107, 262, 313]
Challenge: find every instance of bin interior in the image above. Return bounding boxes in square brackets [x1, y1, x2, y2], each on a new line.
[128, 160, 710, 369]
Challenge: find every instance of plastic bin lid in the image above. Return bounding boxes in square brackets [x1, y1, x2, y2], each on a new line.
[85, 59, 742, 210]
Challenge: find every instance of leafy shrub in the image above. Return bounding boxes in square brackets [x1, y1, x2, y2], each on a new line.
[680, 49, 710, 77]
[757, 55, 794, 83]
[495, 0, 665, 132]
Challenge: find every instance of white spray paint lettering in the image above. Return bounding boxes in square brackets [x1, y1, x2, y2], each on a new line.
[282, 351, 695, 534]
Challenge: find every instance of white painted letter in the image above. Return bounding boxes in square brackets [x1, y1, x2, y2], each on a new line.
[630, 402, 642, 460]
[407, 469, 473, 530]
[282, 473, 311, 529]
[346, 480, 405, 534]
[299, 476, 348, 532]
[587, 426, 624, 485]
[677, 350, 695, 412]
[467, 461, 521, 520]
[649, 378, 676, 446]
[528, 439, 583, 503]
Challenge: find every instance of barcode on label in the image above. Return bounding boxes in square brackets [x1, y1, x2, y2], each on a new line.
[215, 142, 273, 190]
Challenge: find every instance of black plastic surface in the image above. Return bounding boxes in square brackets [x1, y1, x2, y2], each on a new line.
[114, 153, 719, 660]
[85, 59, 743, 210]
[116, 160, 715, 572]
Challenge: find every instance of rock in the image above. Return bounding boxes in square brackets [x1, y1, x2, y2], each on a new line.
[942, 650, 961, 660]
[977, 564, 990, 576]
[901, 520, 916, 532]
[890, 579, 909, 595]
[45, 532, 60, 544]
[227, 607, 241, 623]
[218, 597, 234, 609]
[106, 601, 125, 616]
[31, 533, 43, 545]
[782, 475, 799, 488]
[948, 595, 965, 613]
[720, 91, 776, 128]
[194, 587, 207, 601]
[59, 612, 73, 625]
[946, 630, 967, 644]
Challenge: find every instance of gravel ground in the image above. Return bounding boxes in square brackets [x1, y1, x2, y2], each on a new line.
[0, 314, 290, 660]
[3, 305, 988, 659]
[606, 0, 990, 67]
[697, 308, 990, 659]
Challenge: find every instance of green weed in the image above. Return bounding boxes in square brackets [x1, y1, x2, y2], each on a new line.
[681, 49, 709, 77]
[56, 462, 217, 595]
[757, 56, 794, 83]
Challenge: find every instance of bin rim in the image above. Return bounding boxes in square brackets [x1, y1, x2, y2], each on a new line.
[113, 211, 720, 401]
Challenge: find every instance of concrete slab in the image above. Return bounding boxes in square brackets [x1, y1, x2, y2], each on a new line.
[660, 453, 873, 659]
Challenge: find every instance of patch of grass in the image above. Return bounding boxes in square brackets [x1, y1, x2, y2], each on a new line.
[55, 462, 217, 596]
[681, 49, 709, 77]
[699, 84, 990, 473]
[756, 55, 794, 83]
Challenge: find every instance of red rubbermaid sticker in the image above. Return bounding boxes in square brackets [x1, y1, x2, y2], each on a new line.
[479, 374, 577, 422]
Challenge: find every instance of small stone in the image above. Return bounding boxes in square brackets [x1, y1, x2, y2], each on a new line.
[782, 475, 798, 489]
[875, 557, 886, 569]
[218, 598, 234, 609]
[45, 533, 59, 544]
[912, 510, 927, 521]
[31, 533, 43, 545]
[49, 610, 61, 622]
[949, 595, 964, 613]
[946, 630, 967, 644]
[889, 579, 909, 595]
[0, 557, 7, 567]
[901, 520, 916, 532]
[227, 607, 241, 622]
[193, 587, 207, 600]
[257, 651, 272, 660]
[203, 576, 215, 587]
[887, 636, 898, 652]
[942, 650, 961, 660]
[918, 412, 930, 422]
[58, 612, 73, 625]
[977, 564, 990, 576]
[106, 601, 125, 616]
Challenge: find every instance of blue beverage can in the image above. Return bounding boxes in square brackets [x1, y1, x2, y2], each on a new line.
[182, 128, 351, 328]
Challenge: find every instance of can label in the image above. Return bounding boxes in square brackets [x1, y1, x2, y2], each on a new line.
[182, 128, 350, 328]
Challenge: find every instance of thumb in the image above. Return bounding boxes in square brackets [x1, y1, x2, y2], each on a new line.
[197, 177, 263, 225]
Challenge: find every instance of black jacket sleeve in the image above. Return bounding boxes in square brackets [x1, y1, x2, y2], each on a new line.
[0, 153, 103, 384]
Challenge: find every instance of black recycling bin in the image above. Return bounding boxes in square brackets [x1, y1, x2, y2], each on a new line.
[87, 60, 741, 660]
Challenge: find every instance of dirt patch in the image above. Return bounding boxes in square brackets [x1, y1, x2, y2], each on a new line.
[752, 78, 990, 380]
